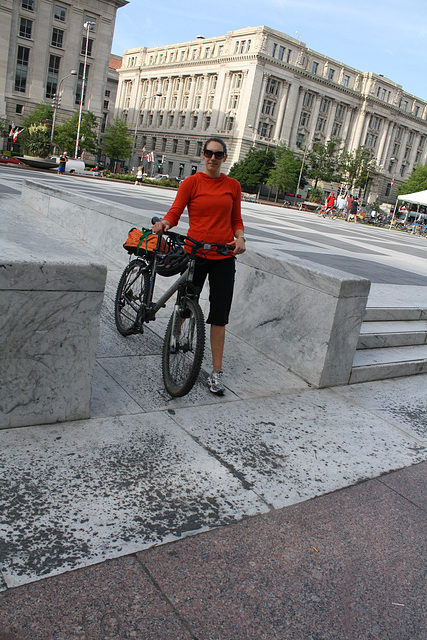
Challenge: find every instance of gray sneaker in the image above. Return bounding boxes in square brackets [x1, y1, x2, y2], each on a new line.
[207, 370, 225, 395]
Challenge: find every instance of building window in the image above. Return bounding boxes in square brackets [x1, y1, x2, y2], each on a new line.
[81, 38, 93, 57]
[229, 94, 239, 110]
[204, 115, 211, 130]
[22, 0, 34, 10]
[320, 98, 329, 113]
[46, 54, 60, 98]
[196, 141, 202, 155]
[343, 74, 350, 87]
[105, 89, 110, 97]
[151, 136, 156, 150]
[414, 106, 420, 117]
[286, 49, 292, 62]
[232, 73, 242, 89]
[218, 45, 224, 56]
[296, 133, 304, 148]
[161, 137, 167, 151]
[278, 45, 285, 61]
[272, 43, 277, 57]
[300, 112, 310, 127]
[303, 92, 313, 108]
[184, 140, 190, 154]
[75, 62, 89, 105]
[365, 133, 376, 148]
[205, 47, 210, 58]
[267, 78, 279, 95]
[381, 88, 386, 100]
[54, 5, 67, 21]
[240, 40, 246, 53]
[168, 114, 174, 127]
[402, 100, 408, 112]
[332, 123, 341, 137]
[311, 61, 318, 75]
[316, 117, 326, 132]
[172, 139, 178, 153]
[399, 164, 405, 177]
[328, 68, 335, 81]
[16, 104, 24, 114]
[103, 100, 109, 109]
[385, 183, 391, 196]
[225, 116, 234, 131]
[15, 45, 29, 92]
[336, 104, 344, 119]
[19, 17, 32, 39]
[51, 28, 64, 48]
[192, 115, 198, 128]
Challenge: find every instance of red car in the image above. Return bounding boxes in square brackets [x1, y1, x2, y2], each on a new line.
[0, 155, 24, 165]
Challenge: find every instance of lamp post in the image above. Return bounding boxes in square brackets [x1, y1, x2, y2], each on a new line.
[50, 70, 77, 152]
[74, 21, 92, 159]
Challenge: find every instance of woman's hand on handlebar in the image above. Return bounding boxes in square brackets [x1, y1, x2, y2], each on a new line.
[152, 219, 170, 234]
[230, 236, 246, 255]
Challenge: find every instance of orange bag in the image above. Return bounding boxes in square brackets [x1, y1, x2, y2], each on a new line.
[123, 227, 166, 256]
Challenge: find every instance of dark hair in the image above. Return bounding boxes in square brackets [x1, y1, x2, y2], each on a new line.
[203, 137, 227, 155]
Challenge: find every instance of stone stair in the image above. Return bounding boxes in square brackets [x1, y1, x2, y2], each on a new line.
[349, 305, 427, 384]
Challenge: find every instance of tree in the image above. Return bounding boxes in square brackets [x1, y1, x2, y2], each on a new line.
[19, 103, 53, 156]
[54, 111, 98, 156]
[99, 117, 133, 166]
[306, 139, 343, 188]
[341, 146, 377, 192]
[398, 162, 427, 195]
[267, 144, 303, 194]
[228, 147, 275, 192]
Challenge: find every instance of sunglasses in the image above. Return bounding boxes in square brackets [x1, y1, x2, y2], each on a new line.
[203, 149, 225, 159]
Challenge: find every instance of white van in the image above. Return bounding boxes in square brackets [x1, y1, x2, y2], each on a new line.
[49, 156, 85, 174]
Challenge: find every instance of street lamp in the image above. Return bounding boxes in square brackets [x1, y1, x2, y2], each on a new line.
[74, 21, 93, 158]
[50, 69, 77, 151]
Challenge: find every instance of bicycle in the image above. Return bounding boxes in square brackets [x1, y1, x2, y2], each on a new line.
[114, 219, 234, 397]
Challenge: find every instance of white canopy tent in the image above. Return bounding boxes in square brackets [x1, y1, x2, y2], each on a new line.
[389, 189, 427, 228]
[397, 189, 427, 205]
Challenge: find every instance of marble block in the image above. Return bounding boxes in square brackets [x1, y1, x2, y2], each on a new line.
[229, 251, 370, 387]
[0, 211, 106, 428]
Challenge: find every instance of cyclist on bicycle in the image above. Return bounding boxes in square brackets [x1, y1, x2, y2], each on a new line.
[152, 137, 246, 396]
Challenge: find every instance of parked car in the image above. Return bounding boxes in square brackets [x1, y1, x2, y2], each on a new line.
[48, 155, 85, 174]
[0, 154, 24, 165]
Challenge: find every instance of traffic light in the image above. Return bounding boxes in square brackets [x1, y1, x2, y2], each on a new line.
[161, 155, 166, 164]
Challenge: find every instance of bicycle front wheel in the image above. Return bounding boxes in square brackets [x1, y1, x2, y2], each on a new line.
[162, 298, 205, 397]
[114, 259, 150, 335]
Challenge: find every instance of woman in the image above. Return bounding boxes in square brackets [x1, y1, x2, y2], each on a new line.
[152, 137, 245, 395]
[135, 165, 143, 186]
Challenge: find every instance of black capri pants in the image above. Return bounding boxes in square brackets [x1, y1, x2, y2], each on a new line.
[193, 257, 236, 326]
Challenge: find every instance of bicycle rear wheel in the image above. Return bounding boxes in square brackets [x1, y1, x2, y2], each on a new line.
[114, 259, 150, 335]
[162, 297, 205, 397]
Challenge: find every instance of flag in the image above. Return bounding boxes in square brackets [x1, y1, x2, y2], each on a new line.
[9, 125, 25, 142]
[146, 151, 154, 163]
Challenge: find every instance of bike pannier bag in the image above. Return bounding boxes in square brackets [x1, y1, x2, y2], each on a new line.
[123, 227, 167, 256]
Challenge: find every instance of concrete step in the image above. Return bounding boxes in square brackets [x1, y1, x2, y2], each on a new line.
[349, 344, 427, 384]
[357, 320, 427, 349]
[364, 306, 427, 322]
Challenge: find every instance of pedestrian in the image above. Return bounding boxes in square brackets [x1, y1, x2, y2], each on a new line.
[152, 137, 245, 396]
[134, 166, 143, 186]
[58, 151, 68, 175]
[346, 193, 354, 221]
[347, 196, 358, 222]
[336, 194, 346, 217]
[322, 192, 336, 218]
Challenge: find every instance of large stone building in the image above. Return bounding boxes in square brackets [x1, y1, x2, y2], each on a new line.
[116, 25, 427, 202]
[0, 0, 126, 153]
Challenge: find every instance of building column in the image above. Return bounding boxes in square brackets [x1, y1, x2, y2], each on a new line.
[272, 81, 289, 141]
[324, 101, 338, 140]
[195, 74, 210, 132]
[307, 94, 322, 146]
[214, 70, 232, 130]
[172, 77, 185, 127]
[280, 82, 303, 146]
[376, 119, 393, 167]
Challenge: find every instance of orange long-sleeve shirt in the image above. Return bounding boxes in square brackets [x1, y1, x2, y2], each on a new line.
[163, 172, 244, 259]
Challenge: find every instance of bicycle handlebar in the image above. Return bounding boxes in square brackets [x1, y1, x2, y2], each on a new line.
[151, 216, 235, 257]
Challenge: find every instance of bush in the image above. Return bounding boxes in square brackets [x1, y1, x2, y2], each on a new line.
[307, 186, 324, 203]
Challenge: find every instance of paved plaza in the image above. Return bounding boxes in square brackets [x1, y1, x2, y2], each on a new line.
[0, 169, 426, 639]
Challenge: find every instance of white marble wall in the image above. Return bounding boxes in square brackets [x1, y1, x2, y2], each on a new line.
[230, 252, 370, 387]
[20, 180, 370, 389]
[0, 210, 107, 428]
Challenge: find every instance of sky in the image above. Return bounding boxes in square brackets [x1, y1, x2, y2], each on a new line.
[112, 0, 427, 101]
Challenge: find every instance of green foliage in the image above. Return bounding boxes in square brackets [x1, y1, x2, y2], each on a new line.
[20, 103, 53, 156]
[267, 144, 303, 193]
[54, 111, 98, 156]
[306, 139, 343, 187]
[397, 162, 427, 195]
[228, 148, 275, 191]
[341, 146, 377, 190]
[307, 186, 324, 203]
[100, 117, 133, 164]
[0, 117, 8, 139]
